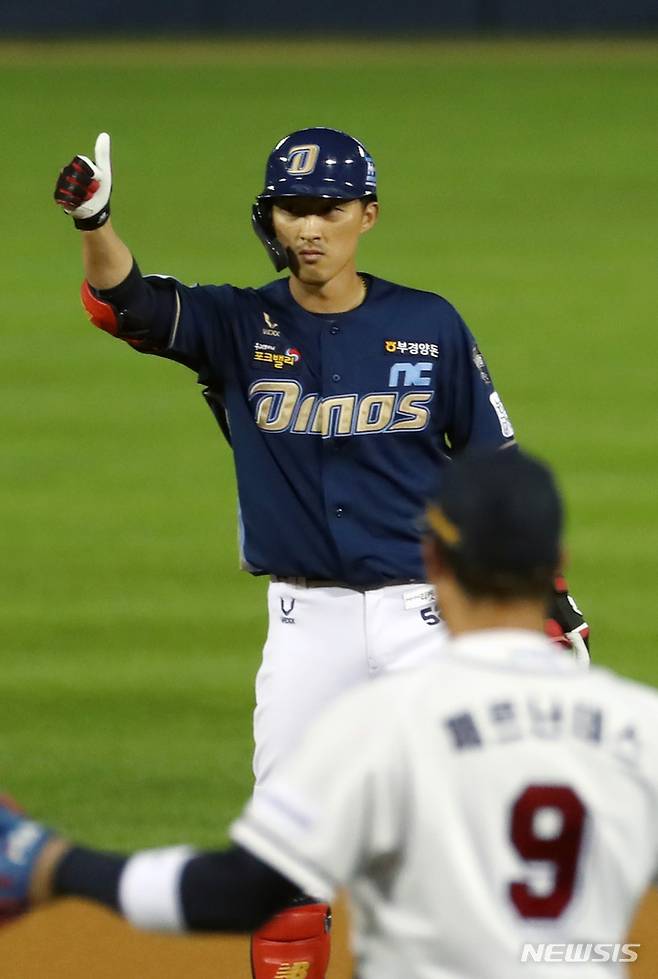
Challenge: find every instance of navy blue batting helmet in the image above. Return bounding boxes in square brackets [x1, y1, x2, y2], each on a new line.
[252, 127, 377, 271]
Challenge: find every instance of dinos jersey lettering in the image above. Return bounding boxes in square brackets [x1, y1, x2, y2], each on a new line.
[151, 274, 514, 584]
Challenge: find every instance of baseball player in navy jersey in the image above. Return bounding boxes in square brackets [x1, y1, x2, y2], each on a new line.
[1, 450, 653, 979]
[52, 128, 589, 977]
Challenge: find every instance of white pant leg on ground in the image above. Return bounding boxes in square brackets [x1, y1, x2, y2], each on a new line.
[253, 581, 371, 788]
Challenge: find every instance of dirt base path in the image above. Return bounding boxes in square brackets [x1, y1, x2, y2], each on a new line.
[1, 897, 352, 979]
[1, 890, 656, 977]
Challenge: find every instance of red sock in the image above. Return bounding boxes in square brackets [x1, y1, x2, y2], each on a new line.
[251, 902, 332, 979]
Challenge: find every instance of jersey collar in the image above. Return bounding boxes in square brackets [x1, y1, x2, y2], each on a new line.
[445, 629, 586, 675]
[283, 273, 375, 318]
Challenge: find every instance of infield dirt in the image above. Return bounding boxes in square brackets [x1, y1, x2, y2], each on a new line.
[2, 892, 657, 977]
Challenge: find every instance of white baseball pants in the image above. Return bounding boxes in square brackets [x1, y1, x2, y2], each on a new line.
[253, 579, 447, 788]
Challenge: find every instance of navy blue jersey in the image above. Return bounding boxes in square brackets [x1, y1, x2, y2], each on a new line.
[146, 274, 515, 585]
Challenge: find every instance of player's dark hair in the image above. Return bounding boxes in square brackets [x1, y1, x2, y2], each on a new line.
[426, 449, 562, 602]
[431, 537, 557, 600]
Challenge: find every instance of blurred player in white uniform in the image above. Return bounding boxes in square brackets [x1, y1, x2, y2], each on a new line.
[1, 449, 655, 978]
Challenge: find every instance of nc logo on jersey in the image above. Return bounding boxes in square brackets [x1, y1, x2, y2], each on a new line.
[286, 144, 320, 176]
[388, 362, 433, 388]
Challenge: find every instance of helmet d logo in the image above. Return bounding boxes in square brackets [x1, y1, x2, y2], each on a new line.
[255, 128, 377, 271]
[285, 144, 320, 176]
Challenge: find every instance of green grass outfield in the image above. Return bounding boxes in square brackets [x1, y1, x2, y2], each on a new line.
[1, 39, 657, 850]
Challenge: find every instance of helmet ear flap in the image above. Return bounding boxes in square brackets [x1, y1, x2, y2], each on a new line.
[251, 199, 289, 272]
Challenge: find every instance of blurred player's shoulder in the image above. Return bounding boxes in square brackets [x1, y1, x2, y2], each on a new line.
[585, 663, 658, 725]
[324, 636, 658, 745]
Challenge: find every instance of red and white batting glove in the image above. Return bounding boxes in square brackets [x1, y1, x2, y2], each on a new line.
[53, 132, 112, 231]
[545, 576, 590, 665]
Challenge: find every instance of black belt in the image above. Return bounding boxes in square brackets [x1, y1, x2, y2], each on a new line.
[270, 576, 420, 592]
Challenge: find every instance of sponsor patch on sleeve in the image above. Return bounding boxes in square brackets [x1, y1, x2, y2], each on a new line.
[472, 344, 491, 384]
[489, 391, 514, 438]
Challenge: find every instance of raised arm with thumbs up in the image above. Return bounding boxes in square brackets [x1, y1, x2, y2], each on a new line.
[54, 132, 132, 290]
[54, 131, 113, 230]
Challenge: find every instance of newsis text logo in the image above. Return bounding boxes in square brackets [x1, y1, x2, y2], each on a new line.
[520, 943, 639, 964]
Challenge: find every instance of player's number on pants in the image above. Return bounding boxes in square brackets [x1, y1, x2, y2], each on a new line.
[420, 605, 440, 626]
[509, 784, 586, 919]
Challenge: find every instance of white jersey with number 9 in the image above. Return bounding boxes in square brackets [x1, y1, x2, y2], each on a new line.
[232, 629, 658, 979]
